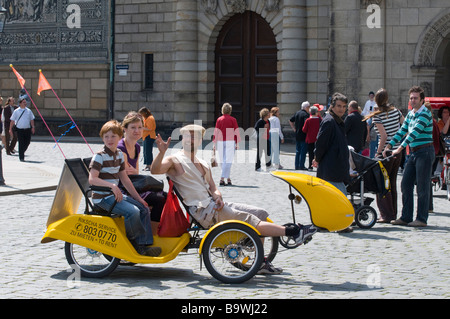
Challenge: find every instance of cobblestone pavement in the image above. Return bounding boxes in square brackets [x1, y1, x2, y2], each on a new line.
[0, 140, 449, 300]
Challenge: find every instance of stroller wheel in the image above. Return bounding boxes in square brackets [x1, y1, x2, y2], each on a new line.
[355, 205, 377, 229]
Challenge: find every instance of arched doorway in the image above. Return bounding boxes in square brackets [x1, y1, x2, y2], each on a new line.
[214, 11, 277, 129]
[435, 34, 450, 97]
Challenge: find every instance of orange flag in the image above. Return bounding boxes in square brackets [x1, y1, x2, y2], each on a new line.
[10, 64, 26, 88]
[37, 69, 52, 95]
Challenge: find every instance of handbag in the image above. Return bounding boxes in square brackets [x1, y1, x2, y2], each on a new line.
[128, 174, 164, 193]
[211, 149, 218, 167]
[157, 180, 190, 237]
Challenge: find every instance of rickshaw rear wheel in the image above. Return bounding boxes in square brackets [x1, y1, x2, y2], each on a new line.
[65, 242, 120, 278]
[202, 223, 264, 284]
[355, 205, 377, 229]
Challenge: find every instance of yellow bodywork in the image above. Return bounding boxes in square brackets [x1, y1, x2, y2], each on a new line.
[42, 214, 191, 264]
[271, 171, 354, 232]
[41, 162, 190, 264]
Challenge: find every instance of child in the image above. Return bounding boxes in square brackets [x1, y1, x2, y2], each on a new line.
[138, 107, 156, 171]
[89, 120, 161, 257]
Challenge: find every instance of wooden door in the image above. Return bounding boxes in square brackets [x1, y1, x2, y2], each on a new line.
[215, 11, 277, 129]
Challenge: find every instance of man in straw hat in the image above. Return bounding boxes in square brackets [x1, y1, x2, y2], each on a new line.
[151, 124, 317, 274]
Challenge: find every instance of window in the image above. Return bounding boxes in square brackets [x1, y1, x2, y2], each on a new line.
[144, 53, 154, 90]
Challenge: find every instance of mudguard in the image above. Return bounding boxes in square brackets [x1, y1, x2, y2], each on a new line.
[271, 171, 354, 232]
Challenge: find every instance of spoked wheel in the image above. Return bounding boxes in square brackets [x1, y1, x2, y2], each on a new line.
[355, 205, 377, 229]
[65, 242, 120, 278]
[202, 223, 264, 284]
[278, 223, 312, 249]
[233, 236, 279, 271]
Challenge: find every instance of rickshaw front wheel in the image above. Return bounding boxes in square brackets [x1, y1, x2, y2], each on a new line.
[65, 242, 120, 278]
[202, 223, 264, 284]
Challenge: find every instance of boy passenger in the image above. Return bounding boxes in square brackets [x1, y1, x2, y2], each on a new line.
[89, 120, 161, 256]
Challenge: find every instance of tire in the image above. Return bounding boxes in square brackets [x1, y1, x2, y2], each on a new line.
[202, 223, 264, 284]
[355, 205, 377, 229]
[65, 242, 120, 278]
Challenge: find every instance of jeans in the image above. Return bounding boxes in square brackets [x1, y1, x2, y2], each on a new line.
[328, 181, 347, 196]
[400, 145, 435, 224]
[96, 195, 154, 245]
[295, 140, 308, 169]
[143, 136, 155, 165]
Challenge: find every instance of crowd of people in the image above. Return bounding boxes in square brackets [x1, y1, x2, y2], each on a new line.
[2, 83, 447, 261]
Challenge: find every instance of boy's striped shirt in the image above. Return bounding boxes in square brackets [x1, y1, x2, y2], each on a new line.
[89, 146, 125, 203]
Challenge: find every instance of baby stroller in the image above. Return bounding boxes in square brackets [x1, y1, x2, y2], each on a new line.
[346, 150, 391, 229]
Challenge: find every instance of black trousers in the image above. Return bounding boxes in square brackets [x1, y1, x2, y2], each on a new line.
[16, 128, 32, 161]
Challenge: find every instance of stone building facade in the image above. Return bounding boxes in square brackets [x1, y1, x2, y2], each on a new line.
[1, 0, 449, 136]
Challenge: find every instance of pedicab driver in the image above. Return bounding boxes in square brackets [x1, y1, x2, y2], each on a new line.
[151, 124, 317, 274]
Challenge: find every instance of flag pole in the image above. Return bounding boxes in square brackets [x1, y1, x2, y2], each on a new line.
[39, 69, 94, 154]
[9, 65, 66, 159]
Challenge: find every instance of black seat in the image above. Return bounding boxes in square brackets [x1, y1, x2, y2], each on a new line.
[64, 158, 116, 216]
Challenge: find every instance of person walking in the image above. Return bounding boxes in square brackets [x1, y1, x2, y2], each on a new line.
[364, 88, 404, 223]
[1, 97, 18, 155]
[302, 105, 321, 170]
[213, 103, 240, 185]
[344, 100, 367, 153]
[254, 108, 271, 171]
[383, 86, 434, 227]
[289, 101, 310, 170]
[313, 93, 350, 196]
[269, 107, 284, 169]
[138, 107, 157, 171]
[9, 96, 35, 162]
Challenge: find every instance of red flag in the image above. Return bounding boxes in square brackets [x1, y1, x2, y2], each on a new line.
[37, 70, 52, 95]
[10, 64, 26, 88]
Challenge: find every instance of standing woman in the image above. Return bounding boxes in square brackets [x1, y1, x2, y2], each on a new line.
[255, 108, 271, 171]
[2, 97, 18, 155]
[138, 107, 157, 171]
[118, 111, 166, 234]
[364, 88, 404, 223]
[213, 102, 240, 185]
[9, 96, 35, 162]
[269, 107, 284, 169]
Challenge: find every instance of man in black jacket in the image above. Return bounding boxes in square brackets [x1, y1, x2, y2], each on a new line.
[344, 100, 367, 153]
[313, 92, 350, 196]
[289, 101, 310, 170]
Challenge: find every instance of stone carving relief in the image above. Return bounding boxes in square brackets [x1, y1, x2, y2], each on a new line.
[416, 13, 450, 67]
[202, 0, 218, 14]
[263, 0, 280, 12]
[225, 0, 247, 14]
[362, 0, 383, 6]
[0, 0, 108, 63]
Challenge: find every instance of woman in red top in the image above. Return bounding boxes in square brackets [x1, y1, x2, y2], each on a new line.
[302, 105, 322, 170]
[213, 103, 241, 185]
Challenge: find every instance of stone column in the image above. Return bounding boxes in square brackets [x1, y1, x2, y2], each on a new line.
[174, 0, 199, 124]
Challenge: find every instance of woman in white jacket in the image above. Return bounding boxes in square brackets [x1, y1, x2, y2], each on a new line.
[269, 107, 284, 169]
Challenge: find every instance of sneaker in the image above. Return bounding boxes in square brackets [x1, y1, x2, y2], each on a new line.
[137, 246, 162, 257]
[294, 224, 317, 245]
[258, 260, 283, 275]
